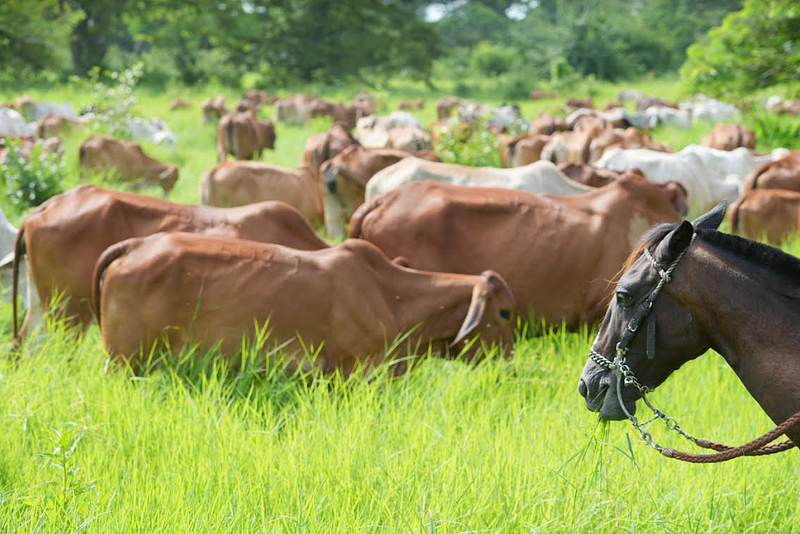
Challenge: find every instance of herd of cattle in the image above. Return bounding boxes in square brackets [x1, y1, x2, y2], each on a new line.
[1, 88, 799, 374]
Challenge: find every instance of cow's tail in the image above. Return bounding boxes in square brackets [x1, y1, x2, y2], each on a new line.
[12, 225, 25, 340]
[728, 195, 744, 235]
[347, 196, 382, 239]
[92, 239, 135, 328]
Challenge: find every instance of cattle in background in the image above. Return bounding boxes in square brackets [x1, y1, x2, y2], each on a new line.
[0, 107, 36, 137]
[1, 136, 63, 163]
[36, 114, 89, 139]
[458, 103, 528, 132]
[217, 111, 276, 162]
[275, 94, 315, 125]
[436, 96, 463, 120]
[558, 163, 620, 188]
[200, 161, 324, 229]
[728, 189, 800, 245]
[310, 99, 363, 129]
[617, 89, 643, 102]
[636, 96, 678, 112]
[596, 144, 787, 211]
[352, 93, 376, 116]
[320, 145, 441, 239]
[126, 117, 176, 147]
[742, 151, 800, 193]
[429, 118, 475, 145]
[500, 133, 550, 167]
[701, 124, 756, 151]
[541, 129, 598, 165]
[643, 105, 692, 128]
[681, 95, 741, 123]
[532, 114, 568, 135]
[588, 127, 671, 163]
[398, 98, 425, 110]
[169, 99, 191, 111]
[11, 185, 328, 341]
[79, 135, 179, 193]
[365, 158, 592, 201]
[350, 172, 682, 325]
[303, 122, 360, 174]
[202, 96, 229, 124]
[93, 234, 514, 374]
[565, 97, 593, 111]
[16, 99, 78, 122]
[356, 113, 431, 152]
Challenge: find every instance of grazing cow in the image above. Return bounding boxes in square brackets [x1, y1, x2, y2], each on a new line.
[243, 89, 277, 106]
[565, 97, 593, 111]
[728, 189, 800, 245]
[169, 99, 191, 111]
[603, 101, 624, 111]
[36, 113, 88, 138]
[79, 135, 179, 193]
[588, 127, 671, 163]
[636, 96, 678, 112]
[275, 94, 315, 125]
[365, 158, 592, 201]
[202, 96, 229, 124]
[352, 93, 376, 116]
[532, 114, 568, 135]
[350, 172, 682, 325]
[558, 163, 619, 188]
[458, 103, 528, 132]
[200, 161, 323, 229]
[126, 117, 176, 147]
[217, 111, 276, 162]
[501, 133, 550, 167]
[0, 107, 36, 137]
[643, 106, 692, 128]
[310, 99, 362, 128]
[742, 151, 800, 193]
[303, 122, 360, 174]
[617, 89, 643, 102]
[356, 113, 431, 151]
[774, 100, 800, 115]
[595, 144, 784, 211]
[398, 98, 425, 110]
[1, 136, 63, 162]
[540, 129, 598, 165]
[436, 96, 462, 120]
[22, 101, 78, 122]
[682, 95, 741, 123]
[701, 123, 756, 151]
[320, 145, 440, 239]
[93, 235, 515, 373]
[11, 185, 328, 340]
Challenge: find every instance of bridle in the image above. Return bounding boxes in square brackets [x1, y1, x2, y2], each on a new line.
[588, 234, 696, 452]
[586, 233, 798, 461]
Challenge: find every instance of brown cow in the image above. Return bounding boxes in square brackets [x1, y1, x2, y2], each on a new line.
[558, 163, 619, 188]
[501, 133, 550, 167]
[200, 161, 324, 229]
[742, 151, 800, 193]
[532, 114, 568, 135]
[348, 172, 682, 326]
[588, 127, 671, 163]
[399, 98, 425, 110]
[93, 234, 515, 374]
[303, 122, 359, 174]
[202, 96, 228, 124]
[436, 96, 462, 120]
[79, 135, 178, 193]
[169, 99, 191, 111]
[11, 185, 328, 341]
[565, 97, 593, 111]
[636, 96, 678, 111]
[217, 111, 276, 162]
[701, 124, 756, 151]
[310, 99, 361, 129]
[728, 189, 800, 245]
[320, 145, 441, 239]
[1, 135, 63, 162]
[35, 114, 87, 138]
[541, 128, 598, 165]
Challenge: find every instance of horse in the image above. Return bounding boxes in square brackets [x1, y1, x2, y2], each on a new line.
[577, 201, 800, 450]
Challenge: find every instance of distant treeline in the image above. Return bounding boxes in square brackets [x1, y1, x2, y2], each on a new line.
[1, 0, 795, 97]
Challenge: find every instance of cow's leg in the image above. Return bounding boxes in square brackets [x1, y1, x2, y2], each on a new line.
[323, 191, 347, 242]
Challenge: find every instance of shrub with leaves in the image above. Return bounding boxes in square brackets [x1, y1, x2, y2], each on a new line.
[435, 119, 501, 168]
[1, 139, 64, 212]
[72, 62, 144, 138]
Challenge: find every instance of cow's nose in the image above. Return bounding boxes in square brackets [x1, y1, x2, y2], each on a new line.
[578, 379, 588, 399]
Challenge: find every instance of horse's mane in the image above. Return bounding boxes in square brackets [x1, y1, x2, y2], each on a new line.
[618, 221, 800, 282]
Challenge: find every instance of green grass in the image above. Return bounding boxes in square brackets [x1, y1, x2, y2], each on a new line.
[1, 79, 800, 532]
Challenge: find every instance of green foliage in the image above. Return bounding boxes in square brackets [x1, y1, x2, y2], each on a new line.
[681, 0, 800, 97]
[749, 113, 800, 151]
[435, 121, 501, 167]
[73, 63, 143, 138]
[1, 140, 64, 214]
[470, 41, 515, 77]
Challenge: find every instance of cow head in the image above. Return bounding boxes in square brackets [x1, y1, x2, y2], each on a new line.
[451, 270, 516, 360]
[159, 165, 179, 194]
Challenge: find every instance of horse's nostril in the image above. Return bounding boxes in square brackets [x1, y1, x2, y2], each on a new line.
[578, 379, 588, 398]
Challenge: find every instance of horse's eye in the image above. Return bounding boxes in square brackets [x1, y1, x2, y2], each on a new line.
[616, 291, 634, 307]
[499, 308, 511, 320]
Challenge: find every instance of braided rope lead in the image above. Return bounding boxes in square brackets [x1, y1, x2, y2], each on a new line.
[660, 410, 800, 463]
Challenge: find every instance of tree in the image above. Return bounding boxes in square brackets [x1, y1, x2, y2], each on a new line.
[67, 0, 129, 75]
[0, 0, 81, 77]
[681, 0, 800, 96]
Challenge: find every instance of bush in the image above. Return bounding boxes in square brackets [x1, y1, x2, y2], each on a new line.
[748, 114, 800, 151]
[435, 120, 501, 168]
[470, 41, 515, 77]
[1, 140, 64, 213]
[72, 63, 143, 138]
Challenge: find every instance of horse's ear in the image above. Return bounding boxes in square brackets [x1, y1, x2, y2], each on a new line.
[655, 221, 694, 263]
[692, 201, 727, 230]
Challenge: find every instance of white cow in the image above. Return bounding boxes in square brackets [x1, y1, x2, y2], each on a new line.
[0, 108, 36, 137]
[680, 95, 741, 123]
[595, 145, 785, 211]
[366, 158, 592, 201]
[26, 102, 78, 122]
[460, 103, 529, 131]
[643, 106, 692, 128]
[566, 107, 658, 130]
[0, 209, 28, 307]
[126, 117, 176, 147]
[356, 113, 430, 151]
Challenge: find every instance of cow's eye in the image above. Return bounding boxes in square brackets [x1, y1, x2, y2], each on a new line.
[499, 308, 511, 320]
[616, 291, 634, 307]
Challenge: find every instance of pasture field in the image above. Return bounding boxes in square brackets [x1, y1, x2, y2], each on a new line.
[1, 79, 799, 533]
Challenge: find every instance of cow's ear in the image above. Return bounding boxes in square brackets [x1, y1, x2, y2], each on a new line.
[692, 201, 726, 230]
